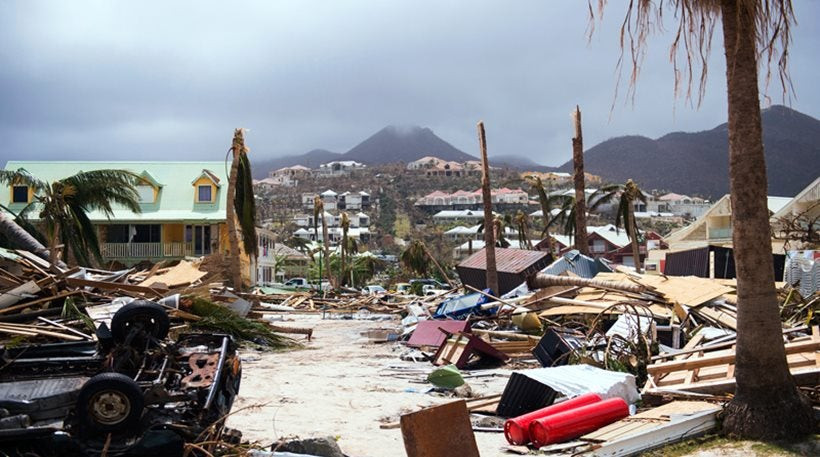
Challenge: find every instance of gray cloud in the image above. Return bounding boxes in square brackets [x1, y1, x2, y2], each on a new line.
[1, 0, 818, 167]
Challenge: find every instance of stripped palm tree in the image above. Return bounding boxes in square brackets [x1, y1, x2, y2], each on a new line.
[0, 168, 140, 266]
[0, 201, 51, 261]
[340, 212, 350, 287]
[227, 129, 258, 291]
[594, 0, 811, 439]
[590, 180, 647, 272]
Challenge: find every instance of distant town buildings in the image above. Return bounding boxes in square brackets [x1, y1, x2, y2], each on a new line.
[406, 156, 481, 177]
[317, 160, 366, 177]
[416, 188, 529, 211]
[301, 189, 371, 211]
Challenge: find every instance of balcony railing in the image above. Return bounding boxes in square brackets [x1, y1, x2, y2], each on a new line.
[102, 242, 200, 259]
[708, 228, 732, 239]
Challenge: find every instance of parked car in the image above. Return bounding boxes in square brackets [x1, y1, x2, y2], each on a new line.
[361, 285, 387, 296]
[282, 278, 330, 291]
[393, 283, 411, 295]
[410, 278, 448, 289]
[0, 301, 242, 456]
[422, 284, 449, 296]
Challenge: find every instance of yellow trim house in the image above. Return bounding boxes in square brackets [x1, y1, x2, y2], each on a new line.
[1, 161, 233, 266]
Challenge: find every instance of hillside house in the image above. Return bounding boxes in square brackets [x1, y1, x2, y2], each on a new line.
[254, 228, 309, 285]
[301, 190, 371, 211]
[256, 165, 311, 188]
[431, 209, 496, 224]
[416, 188, 530, 211]
[407, 156, 481, 177]
[317, 160, 365, 177]
[2, 161, 235, 266]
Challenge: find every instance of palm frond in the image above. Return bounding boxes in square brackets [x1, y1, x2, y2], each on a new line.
[61, 169, 142, 216]
[0, 169, 46, 191]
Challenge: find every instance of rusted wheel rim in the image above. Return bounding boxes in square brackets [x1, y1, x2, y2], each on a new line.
[88, 390, 131, 425]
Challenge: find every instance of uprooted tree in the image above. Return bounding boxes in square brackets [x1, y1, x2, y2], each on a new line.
[593, 0, 812, 439]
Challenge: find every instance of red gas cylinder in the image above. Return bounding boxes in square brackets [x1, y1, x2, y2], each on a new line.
[529, 397, 629, 447]
[503, 393, 602, 445]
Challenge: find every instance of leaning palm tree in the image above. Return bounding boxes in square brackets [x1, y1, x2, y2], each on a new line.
[0, 168, 141, 266]
[590, 180, 647, 273]
[227, 129, 258, 291]
[0, 201, 53, 263]
[546, 193, 578, 242]
[525, 175, 554, 254]
[595, 0, 811, 439]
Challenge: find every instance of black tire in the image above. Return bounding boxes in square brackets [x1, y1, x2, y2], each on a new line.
[110, 300, 170, 345]
[76, 372, 144, 434]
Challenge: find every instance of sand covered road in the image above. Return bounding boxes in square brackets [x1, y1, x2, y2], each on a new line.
[226, 314, 511, 456]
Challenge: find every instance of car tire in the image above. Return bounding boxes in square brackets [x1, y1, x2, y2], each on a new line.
[110, 300, 170, 345]
[76, 372, 144, 434]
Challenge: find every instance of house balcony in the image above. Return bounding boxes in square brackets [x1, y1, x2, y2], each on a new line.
[708, 228, 732, 239]
[101, 242, 202, 259]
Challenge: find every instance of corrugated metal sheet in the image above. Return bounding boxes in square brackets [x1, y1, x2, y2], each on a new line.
[664, 247, 709, 277]
[458, 247, 550, 274]
[541, 250, 612, 279]
[457, 248, 552, 296]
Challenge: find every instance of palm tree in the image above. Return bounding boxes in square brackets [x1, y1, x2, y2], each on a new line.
[340, 212, 350, 287]
[0, 201, 54, 263]
[546, 193, 578, 243]
[227, 129, 258, 291]
[400, 240, 429, 277]
[526, 175, 554, 254]
[596, 0, 811, 439]
[514, 210, 533, 250]
[0, 168, 141, 266]
[590, 180, 647, 273]
[312, 196, 324, 289]
[571, 106, 590, 256]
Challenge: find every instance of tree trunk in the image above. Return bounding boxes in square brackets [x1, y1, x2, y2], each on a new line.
[627, 204, 642, 273]
[571, 106, 589, 255]
[0, 211, 59, 265]
[477, 121, 499, 294]
[341, 227, 347, 288]
[227, 129, 245, 291]
[320, 213, 334, 289]
[719, 0, 812, 439]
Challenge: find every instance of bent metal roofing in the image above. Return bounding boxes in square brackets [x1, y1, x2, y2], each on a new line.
[2, 161, 228, 223]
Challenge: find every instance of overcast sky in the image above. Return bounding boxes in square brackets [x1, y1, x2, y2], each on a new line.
[2, 1, 819, 167]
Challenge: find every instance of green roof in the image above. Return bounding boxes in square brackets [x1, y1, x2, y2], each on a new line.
[2, 161, 229, 223]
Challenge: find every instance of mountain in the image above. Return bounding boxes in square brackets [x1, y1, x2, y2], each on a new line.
[343, 125, 475, 164]
[557, 105, 820, 198]
[490, 154, 555, 172]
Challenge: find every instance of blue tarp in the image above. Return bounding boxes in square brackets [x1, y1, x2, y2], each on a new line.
[433, 289, 496, 319]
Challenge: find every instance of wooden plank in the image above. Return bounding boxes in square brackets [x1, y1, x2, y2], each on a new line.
[65, 277, 167, 296]
[400, 400, 479, 457]
[0, 281, 41, 309]
[649, 339, 820, 375]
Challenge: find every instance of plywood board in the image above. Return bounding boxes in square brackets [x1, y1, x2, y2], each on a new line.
[400, 400, 480, 457]
[139, 260, 207, 288]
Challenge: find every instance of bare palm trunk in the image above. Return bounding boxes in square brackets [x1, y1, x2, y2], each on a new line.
[627, 204, 641, 273]
[49, 221, 60, 265]
[0, 212, 58, 264]
[477, 121, 499, 294]
[341, 228, 347, 288]
[320, 213, 333, 288]
[227, 129, 244, 291]
[572, 106, 589, 255]
[719, 0, 812, 439]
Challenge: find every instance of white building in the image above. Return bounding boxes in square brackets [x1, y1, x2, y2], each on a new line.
[318, 160, 365, 176]
[432, 209, 497, 224]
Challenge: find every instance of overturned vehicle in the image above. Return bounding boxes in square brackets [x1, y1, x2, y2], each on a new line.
[0, 300, 242, 456]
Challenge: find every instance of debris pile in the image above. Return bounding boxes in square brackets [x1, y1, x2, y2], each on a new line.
[372, 249, 819, 456]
